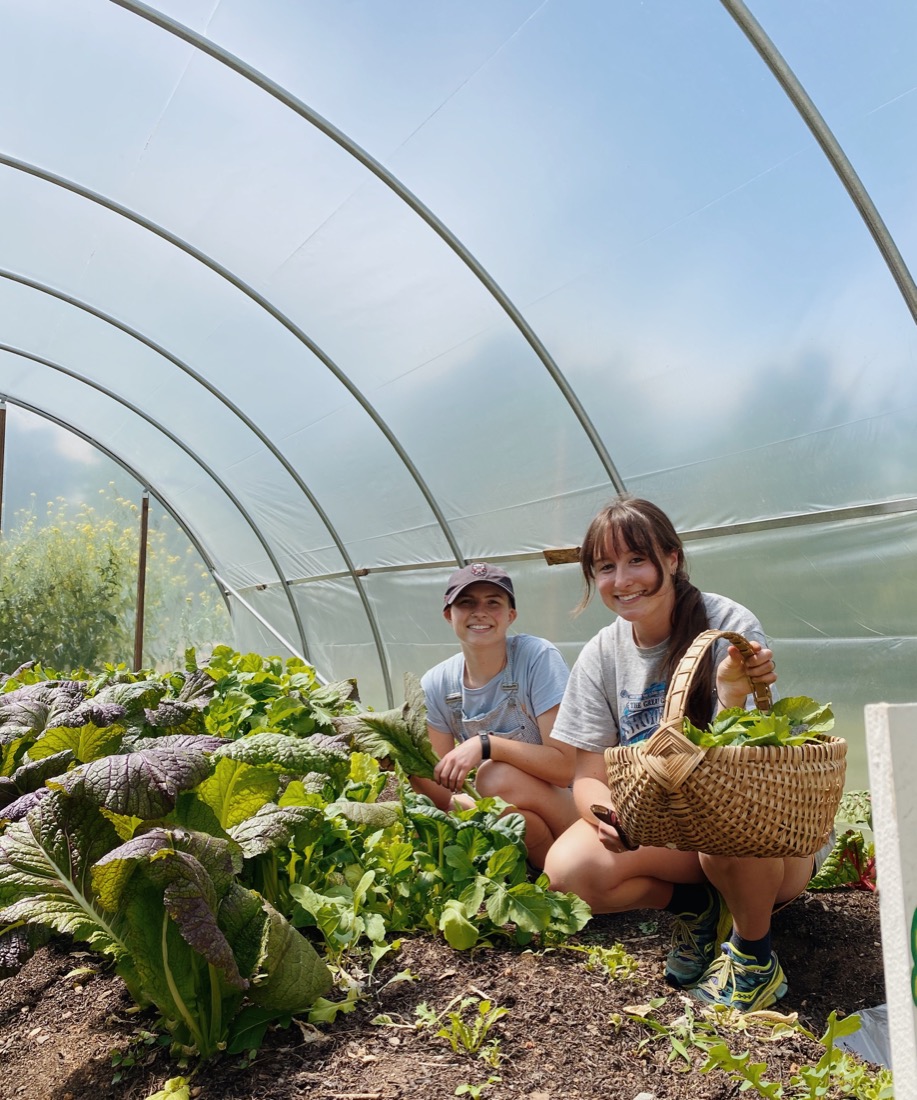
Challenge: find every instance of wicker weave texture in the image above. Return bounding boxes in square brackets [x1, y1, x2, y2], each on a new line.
[604, 629, 847, 857]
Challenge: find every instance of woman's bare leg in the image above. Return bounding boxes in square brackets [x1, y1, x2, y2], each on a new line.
[544, 817, 704, 913]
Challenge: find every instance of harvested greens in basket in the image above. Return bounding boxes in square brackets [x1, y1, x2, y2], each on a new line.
[682, 696, 834, 748]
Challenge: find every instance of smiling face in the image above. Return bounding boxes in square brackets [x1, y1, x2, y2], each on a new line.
[593, 534, 678, 648]
[444, 582, 517, 649]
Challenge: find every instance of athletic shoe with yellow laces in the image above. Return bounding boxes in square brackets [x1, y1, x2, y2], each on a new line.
[664, 889, 733, 988]
[690, 941, 788, 1011]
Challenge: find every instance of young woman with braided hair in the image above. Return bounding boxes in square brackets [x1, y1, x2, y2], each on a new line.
[544, 495, 820, 1011]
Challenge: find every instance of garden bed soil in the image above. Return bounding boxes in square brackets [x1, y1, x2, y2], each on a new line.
[0, 889, 883, 1100]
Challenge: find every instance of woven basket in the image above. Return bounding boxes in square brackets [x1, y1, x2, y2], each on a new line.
[603, 629, 847, 858]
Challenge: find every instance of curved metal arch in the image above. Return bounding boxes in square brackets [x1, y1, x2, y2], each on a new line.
[0, 262, 395, 704]
[721, 0, 917, 325]
[0, 153, 468, 575]
[0, 393, 225, 598]
[109, 0, 626, 493]
[0, 341, 313, 665]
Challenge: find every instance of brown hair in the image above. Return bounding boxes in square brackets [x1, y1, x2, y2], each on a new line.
[577, 495, 713, 727]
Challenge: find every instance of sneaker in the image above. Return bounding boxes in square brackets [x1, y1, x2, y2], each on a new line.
[665, 890, 732, 988]
[690, 941, 788, 1011]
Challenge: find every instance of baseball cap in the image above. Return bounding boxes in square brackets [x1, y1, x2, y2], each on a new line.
[443, 563, 515, 609]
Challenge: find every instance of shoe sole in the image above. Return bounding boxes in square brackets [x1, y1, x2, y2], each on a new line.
[691, 970, 788, 1011]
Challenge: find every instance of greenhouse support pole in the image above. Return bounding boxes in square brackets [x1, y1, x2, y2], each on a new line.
[133, 491, 149, 672]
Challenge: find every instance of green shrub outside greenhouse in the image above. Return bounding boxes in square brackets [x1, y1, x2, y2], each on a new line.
[0, 486, 229, 673]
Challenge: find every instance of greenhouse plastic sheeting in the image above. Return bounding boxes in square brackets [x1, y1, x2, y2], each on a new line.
[0, 1, 915, 784]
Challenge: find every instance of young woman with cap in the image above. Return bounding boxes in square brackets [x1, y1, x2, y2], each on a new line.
[543, 495, 822, 1013]
[413, 562, 578, 869]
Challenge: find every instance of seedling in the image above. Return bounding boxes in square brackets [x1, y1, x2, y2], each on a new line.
[414, 993, 509, 1061]
[455, 1076, 501, 1098]
[567, 940, 639, 981]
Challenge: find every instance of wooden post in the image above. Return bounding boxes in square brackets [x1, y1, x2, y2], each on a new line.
[133, 491, 150, 671]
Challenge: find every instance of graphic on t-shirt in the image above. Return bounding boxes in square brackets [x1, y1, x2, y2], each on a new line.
[619, 681, 667, 744]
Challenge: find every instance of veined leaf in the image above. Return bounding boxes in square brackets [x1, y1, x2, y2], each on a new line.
[227, 802, 321, 858]
[52, 746, 213, 819]
[498, 883, 557, 932]
[196, 757, 280, 831]
[212, 733, 350, 776]
[686, 696, 834, 747]
[247, 901, 332, 1012]
[0, 921, 51, 978]
[486, 844, 523, 881]
[92, 679, 166, 715]
[0, 788, 124, 955]
[0, 751, 74, 809]
[28, 721, 124, 764]
[338, 673, 439, 779]
[325, 800, 400, 829]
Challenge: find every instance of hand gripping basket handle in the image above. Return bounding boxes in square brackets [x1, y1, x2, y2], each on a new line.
[661, 629, 771, 726]
[640, 629, 771, 793]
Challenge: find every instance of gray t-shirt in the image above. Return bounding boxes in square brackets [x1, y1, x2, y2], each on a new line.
[551, 592, 766, 752]
[422, 633, 569, 741]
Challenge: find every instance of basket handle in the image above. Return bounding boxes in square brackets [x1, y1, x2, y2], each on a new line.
[639, 629, 772, 793]
[660, 629, 772, 727]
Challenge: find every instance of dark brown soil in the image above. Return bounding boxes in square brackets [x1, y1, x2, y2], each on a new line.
[0, 889, 884, 1100]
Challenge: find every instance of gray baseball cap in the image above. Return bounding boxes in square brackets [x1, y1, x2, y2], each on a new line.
[443, 563, 515, 609]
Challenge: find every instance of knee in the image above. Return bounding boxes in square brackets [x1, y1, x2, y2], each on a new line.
[543, 828, 596, 896]
[475, 760, 523, 802]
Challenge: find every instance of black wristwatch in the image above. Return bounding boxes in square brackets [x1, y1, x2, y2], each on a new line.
[479, 731, 491, 760]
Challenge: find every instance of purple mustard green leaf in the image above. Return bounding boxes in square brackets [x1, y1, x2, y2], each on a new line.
[111, 872, 247, 1055]
[0, 921, 51, 978]
[92, 828, 242, 913]
[307, 730, 352, 752]
[92, 828, 246, 990]
[247, 900, 332, 1012]
[0, 778, 17, 809]
[54, 746, 213, 818]
[176, 669, 217, 708]
[0, 696, 51, 743]
[142, 700, 206, 734]
[227, 803, 322, 858]
[54, 701, 127, 729]
[218, 881, 268, 981]
[0, 681, 95, 744]
[0, 787, 53, 823]
[92, 680, 167, 716]
[159, 853, 247, 990]
[0, 788, 124, 951]
[123, 733, 227, 754]
[3, 751, 75, 801]
[212, 733, 350, 775]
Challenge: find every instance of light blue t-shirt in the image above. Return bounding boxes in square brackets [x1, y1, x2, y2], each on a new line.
[422, 633, 569, 743]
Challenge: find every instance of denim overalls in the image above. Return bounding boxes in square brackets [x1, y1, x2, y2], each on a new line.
[444, 636, 543, 746]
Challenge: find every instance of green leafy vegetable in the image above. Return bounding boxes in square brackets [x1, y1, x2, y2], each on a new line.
[683, 696, 834, 748]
